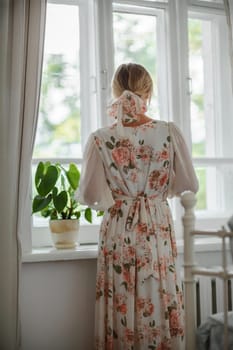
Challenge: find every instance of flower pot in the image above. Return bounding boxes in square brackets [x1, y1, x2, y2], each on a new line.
[49, 219, 80, 249]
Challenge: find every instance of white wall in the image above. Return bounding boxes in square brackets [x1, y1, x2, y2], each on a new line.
[20, 249, 229, 350]
[21, 259, 97, 350]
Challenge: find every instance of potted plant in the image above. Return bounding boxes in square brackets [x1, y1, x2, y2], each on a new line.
[32, 161, 96, 249]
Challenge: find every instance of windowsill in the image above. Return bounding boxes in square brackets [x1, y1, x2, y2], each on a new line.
[22, 237, 229, 263]
[22, 244, 99, 263]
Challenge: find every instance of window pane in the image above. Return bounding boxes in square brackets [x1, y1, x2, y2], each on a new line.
[195, 164, 233, 214]
[33, 3, 81, 159]
[188, 14, 232, 158]
[189, 18, 209, 157]
[113, 11, 159, 118]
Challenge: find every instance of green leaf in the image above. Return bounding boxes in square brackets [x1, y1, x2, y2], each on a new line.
[110, 162, 118, 170]
[50, 209, 58, 220]
[37, 165, 59, 196]
[149, 320, 156, 327]
[40, 207, 52, 218]
[120, 316, 127, 327]
[113, 264, 122, 274]
[52, 187, 58, 196]
[123, 263, 131, 271]
[75, 211, 81, 219]
[35, 162, 44, 188]
[32, 194, 52, 213]
[113, 329, 118, 339]
[66, 163, 80, 190]
[120, 281, 128, 290]
[105, 141, 114, 150]
[169, 265, 175, 273]
[97, 210, 104, 217]
[53, 190, 68, 213]
[84, 207, 92, 223]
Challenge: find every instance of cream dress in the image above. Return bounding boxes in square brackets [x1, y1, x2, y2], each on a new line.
[78, 119, 198, 350]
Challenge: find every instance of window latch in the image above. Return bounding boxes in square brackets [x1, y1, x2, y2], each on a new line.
[187, 77, 192, 95]
[101, 69, 108, 90]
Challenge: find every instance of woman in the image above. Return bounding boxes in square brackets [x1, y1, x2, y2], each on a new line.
[77, 63, 198, 349]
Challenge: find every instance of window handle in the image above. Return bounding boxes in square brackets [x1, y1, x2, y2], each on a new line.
[187, 77, 192, 95]
[101, 69, 108, 90]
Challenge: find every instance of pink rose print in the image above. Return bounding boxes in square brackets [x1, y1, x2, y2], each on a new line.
[169, 308, 183, 336]
[136, 298, 155, 317]
[96, 271, 105, 300]
[106, 336, 113, 350]
[124, 328, 134, 343]
[155, 148, 169, 162]
[136, 223, 148, 234]
[156, 342, 170, 350]
[159, 172, 168, 187]
[118, 303, 127, 315]
[143, 301, 154, 317]
[121, 139, 131, 148]
[129, 170, 138, 183]
[169, 309, 179, 328]
[149, 169, 169, 189]
[136, 145, 152, 163]
[112, 146, 130, 166]
[148, 170, 160, 190]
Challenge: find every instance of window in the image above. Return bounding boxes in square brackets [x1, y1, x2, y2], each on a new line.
[188, 5, 233, 229]
[113, 4, 168, 119]
[30, 0, 232, 250]
[32, 0, 99, 247]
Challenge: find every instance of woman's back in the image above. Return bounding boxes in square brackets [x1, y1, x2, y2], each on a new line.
[93, 119, 171, 200]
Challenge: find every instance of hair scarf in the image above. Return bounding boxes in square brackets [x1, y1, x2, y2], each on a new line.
[107, 90, 147, 139]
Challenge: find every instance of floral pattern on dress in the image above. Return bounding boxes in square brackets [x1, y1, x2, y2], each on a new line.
[93, 121, 184, 349]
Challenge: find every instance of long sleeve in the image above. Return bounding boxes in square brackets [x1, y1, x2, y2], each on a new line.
[168, 122, 199, 197]
[76, 134, 115, 211]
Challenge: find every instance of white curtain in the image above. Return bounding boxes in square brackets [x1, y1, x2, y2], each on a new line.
[0, 1, 46, 349]
[224, 0, 233, 90]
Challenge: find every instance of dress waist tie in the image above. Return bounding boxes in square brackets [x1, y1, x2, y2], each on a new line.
[113, 193, 168, 231]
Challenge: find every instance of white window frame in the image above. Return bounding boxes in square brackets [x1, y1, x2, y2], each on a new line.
[112, 2, 170, 120]
[30, 0, 102, 249]
[188, 2, 233, 229]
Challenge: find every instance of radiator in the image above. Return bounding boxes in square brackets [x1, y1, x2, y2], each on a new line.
[194, 276, 233, 327]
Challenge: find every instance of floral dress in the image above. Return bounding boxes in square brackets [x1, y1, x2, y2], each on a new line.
[78, 93, 198, 350]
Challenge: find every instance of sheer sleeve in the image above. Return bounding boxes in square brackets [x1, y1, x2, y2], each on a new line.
[76, 134, 115, 210]
[168, 122, 199, 197]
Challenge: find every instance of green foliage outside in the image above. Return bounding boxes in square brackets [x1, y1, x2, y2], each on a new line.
[34, 54, 81, 158]
[113, 12, 158, 116]
[188, 19, 206, 210]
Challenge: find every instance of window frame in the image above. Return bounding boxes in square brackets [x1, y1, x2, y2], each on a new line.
[27, 0, 232, 252]
[188, 4, 233, 221]
[30, 0, 101, 249]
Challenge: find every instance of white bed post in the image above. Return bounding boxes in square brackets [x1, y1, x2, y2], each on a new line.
[180, 191, 197, 350]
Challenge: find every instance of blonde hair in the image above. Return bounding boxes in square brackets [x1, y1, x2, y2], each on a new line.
[112, 63, 153, 100]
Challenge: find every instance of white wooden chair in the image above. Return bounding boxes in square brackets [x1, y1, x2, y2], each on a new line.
[181, 191, 233, 350]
